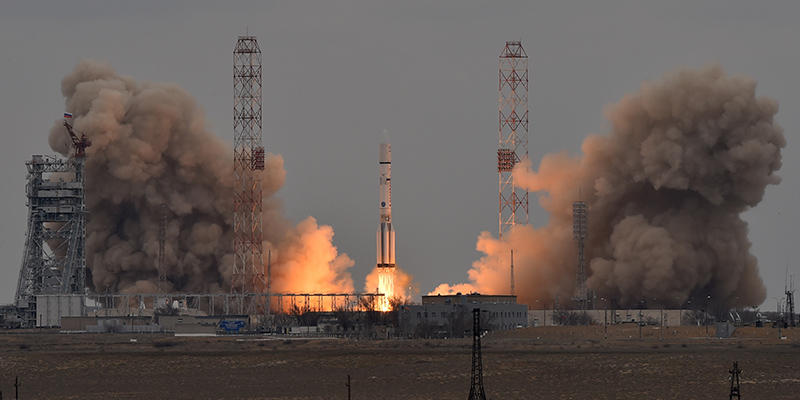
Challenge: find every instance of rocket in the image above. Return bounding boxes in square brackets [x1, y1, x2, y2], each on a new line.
[377, 143, 396, 268]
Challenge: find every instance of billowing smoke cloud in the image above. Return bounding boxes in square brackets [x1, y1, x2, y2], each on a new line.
[433, 64, 785, 309]
[49, 60, 354, 295]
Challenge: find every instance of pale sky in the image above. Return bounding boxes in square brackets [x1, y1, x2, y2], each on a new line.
[0, 1, 798, 310]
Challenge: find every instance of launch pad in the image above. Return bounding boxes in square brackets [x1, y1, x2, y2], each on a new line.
[7, 292, 386, 330]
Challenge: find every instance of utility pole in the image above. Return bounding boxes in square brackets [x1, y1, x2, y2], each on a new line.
[468, 308, 487, 400]
[729, 361, 741, 399]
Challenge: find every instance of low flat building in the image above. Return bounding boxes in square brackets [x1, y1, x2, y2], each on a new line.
[402, 293, 527, 338]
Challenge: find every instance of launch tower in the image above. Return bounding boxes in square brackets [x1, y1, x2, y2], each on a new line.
[15, 119, 89, 327]
[232, 35, 266, 295]
[376, 143, 396, 311]
[498, 41, 529, 239]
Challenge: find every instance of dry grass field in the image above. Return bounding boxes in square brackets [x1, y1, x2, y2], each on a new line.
[0, 325, 797, 399]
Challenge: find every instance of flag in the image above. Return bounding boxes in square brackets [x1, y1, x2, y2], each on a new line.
[64, 112, 73, 118]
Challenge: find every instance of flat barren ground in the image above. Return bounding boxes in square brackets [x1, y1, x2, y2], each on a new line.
[0, 326, 798, 399]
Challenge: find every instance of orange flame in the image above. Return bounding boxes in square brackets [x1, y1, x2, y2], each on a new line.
[365, 266, 414, 311]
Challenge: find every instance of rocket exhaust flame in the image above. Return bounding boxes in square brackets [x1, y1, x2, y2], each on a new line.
[433, 64, 785, 309]
[377, 266, 395, 312]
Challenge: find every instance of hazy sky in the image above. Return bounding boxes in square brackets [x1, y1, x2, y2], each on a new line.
[1, 1, 797, 310]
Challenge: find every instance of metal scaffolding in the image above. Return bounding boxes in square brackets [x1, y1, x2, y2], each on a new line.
[573, 201, 588, 310]
[498, 41, 529, 239]
[232, 35, 266, 297]
[15, 153, 88, 327]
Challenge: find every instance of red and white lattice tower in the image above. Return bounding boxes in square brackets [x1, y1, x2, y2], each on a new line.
[498, 41, 529, 239]
[232, 36, 266, 294]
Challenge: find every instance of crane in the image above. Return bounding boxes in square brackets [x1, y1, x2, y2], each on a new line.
[63, 119, 91, 158]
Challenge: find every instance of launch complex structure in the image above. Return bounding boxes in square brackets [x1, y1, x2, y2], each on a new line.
[2, 35, 385, 329]
[13, 119, 90, 328]
[497, 41, 529, 299]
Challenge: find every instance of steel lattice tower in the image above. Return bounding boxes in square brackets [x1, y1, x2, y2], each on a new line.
[15, 149, 88, 327]
[786, 276, 795, 327]
[158, 203, 167, 293]
[572, 201, 589, 310]
[498, 41, 529, 239]
[729, 361, 742, 399]
[573, 201, 588, 310]
[232, 36, 266, 295]
[468, 308, 487, 400]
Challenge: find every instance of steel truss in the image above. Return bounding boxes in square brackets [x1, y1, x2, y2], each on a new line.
[498, 41, 529, 239]
[15, 155, 87, 327]
[232, 35, 266, 297]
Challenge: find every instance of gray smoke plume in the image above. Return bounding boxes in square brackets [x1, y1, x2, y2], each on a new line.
[48, 60, 354, 294]
[434, 64, 785, 309]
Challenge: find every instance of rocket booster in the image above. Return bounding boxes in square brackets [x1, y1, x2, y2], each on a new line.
[377, 143, 395, 267]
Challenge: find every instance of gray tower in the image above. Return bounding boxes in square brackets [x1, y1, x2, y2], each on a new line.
[15, 120, 89, 327]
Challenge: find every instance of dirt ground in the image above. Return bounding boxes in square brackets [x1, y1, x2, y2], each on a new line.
[0, 325, 798, 400]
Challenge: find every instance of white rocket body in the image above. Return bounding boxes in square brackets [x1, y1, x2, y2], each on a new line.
[377, 143, 396, 267]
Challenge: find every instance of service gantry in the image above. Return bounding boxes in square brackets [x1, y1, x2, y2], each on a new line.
[15, 118, 90, 327]
[232, 35, 267, 297]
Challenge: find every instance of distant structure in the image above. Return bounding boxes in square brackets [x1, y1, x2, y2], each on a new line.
[376, 142, 396, 311]
[403, 294, 527, 338]
[573, 201, 588, 310]
[786, 274, 795, 327]
[510, 249, 515, 296]
[158, 203, 167, 293]
[498, 41, 529, 239]
[232, 35, 266, 296]
[468, 308, 487, 400]
[15, 117, 90, 327]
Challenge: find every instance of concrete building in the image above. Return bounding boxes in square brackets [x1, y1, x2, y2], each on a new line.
[402, 294, 527, 338]
[527, 308, 691, 327]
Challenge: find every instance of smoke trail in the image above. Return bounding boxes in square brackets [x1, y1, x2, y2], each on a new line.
[433, 64, 785, 309]
[48, 60, 354, 295]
